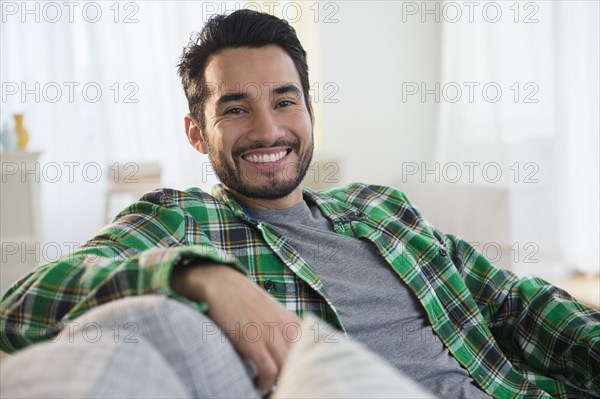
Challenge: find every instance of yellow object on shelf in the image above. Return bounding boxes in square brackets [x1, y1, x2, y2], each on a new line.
[13, 113, 29, 150]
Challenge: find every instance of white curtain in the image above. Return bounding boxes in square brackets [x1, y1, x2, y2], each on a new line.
[436, 1, 599, 273]
[436, 1, 556, 165]
[553, 2, 600, 274]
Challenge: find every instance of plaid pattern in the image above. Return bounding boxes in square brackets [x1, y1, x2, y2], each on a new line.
[1, 183, 598, 398]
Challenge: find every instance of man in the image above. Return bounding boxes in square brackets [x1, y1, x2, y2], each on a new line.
[1, 9, 599, 399]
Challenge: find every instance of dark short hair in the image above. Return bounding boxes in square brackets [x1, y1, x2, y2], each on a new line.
[177, 9, 311, 131]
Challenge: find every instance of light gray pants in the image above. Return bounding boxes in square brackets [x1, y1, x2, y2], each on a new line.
[1, 295, 262, 398]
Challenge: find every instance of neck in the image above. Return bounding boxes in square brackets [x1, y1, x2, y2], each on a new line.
[225, 186, 304, 210]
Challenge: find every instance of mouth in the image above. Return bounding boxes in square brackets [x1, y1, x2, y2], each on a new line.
[240, 147, 293, 165]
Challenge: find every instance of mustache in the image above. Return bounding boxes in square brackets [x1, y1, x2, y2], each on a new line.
[232, 139, 301, 159]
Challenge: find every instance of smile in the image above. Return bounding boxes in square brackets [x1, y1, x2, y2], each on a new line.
[242, 149, 291, 163]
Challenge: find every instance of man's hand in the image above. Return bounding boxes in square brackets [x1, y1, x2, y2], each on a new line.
[171, 263, 301, 394]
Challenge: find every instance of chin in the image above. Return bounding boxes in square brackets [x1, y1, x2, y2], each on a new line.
[236, 180, 300, 200]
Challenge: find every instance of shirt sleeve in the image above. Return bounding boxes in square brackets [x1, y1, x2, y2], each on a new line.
[0, 190, 247, 353]
[392, 188, 599, 396]
[439, 231, 600, 396]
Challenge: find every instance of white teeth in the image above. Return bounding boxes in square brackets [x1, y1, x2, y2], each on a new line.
[244, 151, 287, 163]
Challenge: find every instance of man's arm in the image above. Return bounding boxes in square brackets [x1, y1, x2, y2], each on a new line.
[390, 188, 599, 393]
[438, 230, 600, 395]
[171, 263, 301, 393]
[0, 190, 244, 352]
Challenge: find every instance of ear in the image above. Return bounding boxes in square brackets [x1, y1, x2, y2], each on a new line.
[308, 96, 315, 129]
[184, 114, 208, 154]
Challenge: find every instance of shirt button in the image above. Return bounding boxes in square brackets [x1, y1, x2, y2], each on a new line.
[263, 280, 274, 291]
[439, 247, 448, 257]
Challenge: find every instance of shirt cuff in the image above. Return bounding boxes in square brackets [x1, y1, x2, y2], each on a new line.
[139, 245, 249, 313]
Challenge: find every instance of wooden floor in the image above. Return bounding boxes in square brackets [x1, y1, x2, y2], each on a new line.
[549, 273, 600, 310]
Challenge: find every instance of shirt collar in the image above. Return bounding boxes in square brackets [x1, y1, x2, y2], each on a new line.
[211, 183, 368, 225]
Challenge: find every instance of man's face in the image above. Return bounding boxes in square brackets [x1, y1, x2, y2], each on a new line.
[192, 45, 314, 200]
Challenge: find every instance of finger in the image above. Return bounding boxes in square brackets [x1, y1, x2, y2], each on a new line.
[253, 350, 279, 393]
[266, 328, 292, 370]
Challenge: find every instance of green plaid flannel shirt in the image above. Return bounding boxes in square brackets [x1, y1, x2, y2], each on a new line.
[1, 183, 598, 398]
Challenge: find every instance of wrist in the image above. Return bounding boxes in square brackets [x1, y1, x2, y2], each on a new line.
[170, 261, 213, 302]
[170, 261, 236, 303]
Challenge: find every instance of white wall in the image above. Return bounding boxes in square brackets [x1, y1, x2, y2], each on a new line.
[318, 1, 441, 186]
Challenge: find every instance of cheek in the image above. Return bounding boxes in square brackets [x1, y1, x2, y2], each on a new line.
[223, 136, 239, 156]
[217, 136, 241, 164]
[215, 124, 243, 152]
[285, 113, 312, 134]
[207, 130, 229, 154]
[296, 119, 313, 144]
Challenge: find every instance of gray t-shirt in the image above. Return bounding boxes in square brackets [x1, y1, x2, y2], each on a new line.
[248, 200, 492, 399]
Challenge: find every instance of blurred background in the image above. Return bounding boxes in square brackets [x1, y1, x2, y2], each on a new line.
[1, 1, 598, 306]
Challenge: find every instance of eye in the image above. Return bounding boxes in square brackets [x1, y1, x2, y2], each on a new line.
[277, 100, 295, 108]
[225, 107, 245, 115]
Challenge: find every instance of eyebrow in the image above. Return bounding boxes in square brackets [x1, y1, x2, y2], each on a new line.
[273, 83, 302, 97]
[215, 83, 302, 108]
[216, 92, 249, 108]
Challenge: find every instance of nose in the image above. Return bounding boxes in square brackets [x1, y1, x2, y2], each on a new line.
[246, 107, 285, 145]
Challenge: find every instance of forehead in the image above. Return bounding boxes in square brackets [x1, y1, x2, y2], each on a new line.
[203, 45, 302, 98]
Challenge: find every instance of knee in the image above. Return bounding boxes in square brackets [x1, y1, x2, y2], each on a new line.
[66, 295, 210, 338]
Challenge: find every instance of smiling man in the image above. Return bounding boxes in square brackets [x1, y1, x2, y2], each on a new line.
[184, 45, 315, 207]
[1, 9, 599, 399]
